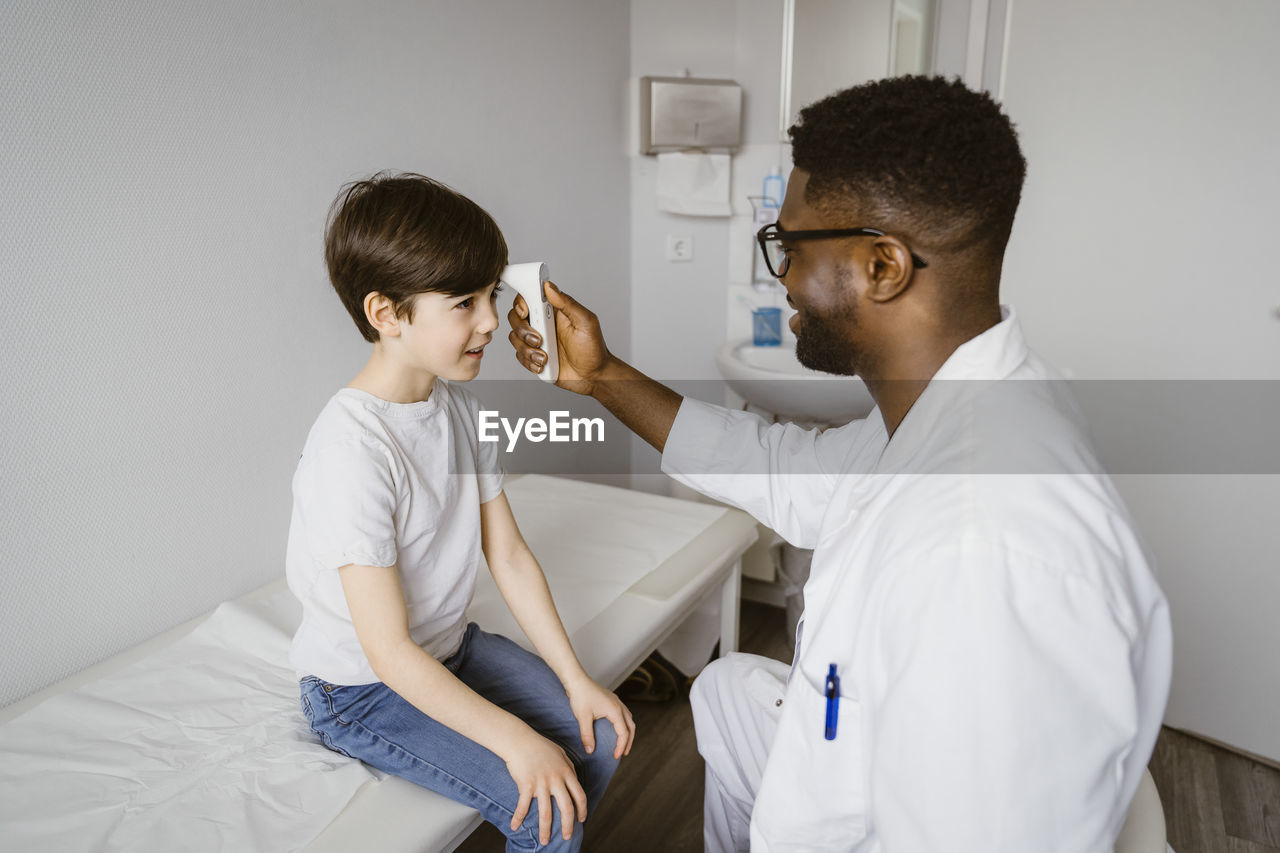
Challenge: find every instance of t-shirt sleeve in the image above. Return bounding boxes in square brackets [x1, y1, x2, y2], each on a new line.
[453, 384, 505, 503]
[293, 438, 399, 570]
[476, 421, 504, 504]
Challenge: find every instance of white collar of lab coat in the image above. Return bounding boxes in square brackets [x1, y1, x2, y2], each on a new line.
[929, 304, 1025, 383]
[876, 305, 1028, 472]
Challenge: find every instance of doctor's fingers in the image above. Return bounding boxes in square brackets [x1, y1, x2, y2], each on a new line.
[507, 325, 548, 375]
[507, 296, 541, 345]
[541, 281, 596, 329]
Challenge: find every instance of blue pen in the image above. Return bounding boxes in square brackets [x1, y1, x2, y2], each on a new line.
[824, 663, 840, 740]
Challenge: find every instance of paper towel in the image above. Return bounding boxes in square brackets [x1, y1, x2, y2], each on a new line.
[656, 151, 732, 216]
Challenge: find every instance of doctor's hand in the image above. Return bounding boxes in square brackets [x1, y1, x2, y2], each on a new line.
[508, 282, 612, 394]
[564, 674, 636, 760]
[504, 727, 589, 844]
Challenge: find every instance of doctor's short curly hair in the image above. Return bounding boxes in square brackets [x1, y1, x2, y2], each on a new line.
[789, 76, 1026, 260]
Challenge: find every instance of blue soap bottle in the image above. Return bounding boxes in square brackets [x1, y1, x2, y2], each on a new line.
[762, 167, 785, 209]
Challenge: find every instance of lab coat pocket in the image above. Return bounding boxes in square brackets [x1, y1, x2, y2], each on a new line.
[752, 677, 868, 850]
[743, 661, 789, 720]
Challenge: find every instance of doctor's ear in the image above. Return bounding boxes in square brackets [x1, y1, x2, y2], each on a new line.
[364, 292, 402, 338]
[863, 238, 915, 304]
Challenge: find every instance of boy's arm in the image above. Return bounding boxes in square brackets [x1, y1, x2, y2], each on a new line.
[339, 562, 589, 842]
[479, 492, 635, 759]
[339, 562, 528, 752]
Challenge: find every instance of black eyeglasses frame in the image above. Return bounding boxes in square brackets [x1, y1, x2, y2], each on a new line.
[755, 222, 928, 278]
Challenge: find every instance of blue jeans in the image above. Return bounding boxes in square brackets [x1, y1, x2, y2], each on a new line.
[299, 623, 618, 852]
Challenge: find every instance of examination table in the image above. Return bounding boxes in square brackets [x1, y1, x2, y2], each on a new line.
[0, 475, 757, 852]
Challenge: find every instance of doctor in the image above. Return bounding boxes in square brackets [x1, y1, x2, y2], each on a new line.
[510, 76, 1171, 852]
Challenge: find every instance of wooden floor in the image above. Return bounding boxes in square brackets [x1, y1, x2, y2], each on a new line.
[1151, 727, 1280, 852]
[458, 600, 1280, 853]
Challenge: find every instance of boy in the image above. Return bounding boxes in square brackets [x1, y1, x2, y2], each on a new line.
[287, 172, 632, 852]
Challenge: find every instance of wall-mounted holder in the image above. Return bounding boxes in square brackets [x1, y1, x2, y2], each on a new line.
[640, 76, 743, 155]
[749, 195, 782, 288]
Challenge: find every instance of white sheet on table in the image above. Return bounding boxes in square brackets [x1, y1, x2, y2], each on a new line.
[0, 589, 373, 853]
[467, 475, 727, 645]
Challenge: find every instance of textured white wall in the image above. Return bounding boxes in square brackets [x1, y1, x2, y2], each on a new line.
[627, 0, 790, 493]
[0, 0, 631, 708]
[1000, 0, 1280, 760]
[790, 0, 891, 125]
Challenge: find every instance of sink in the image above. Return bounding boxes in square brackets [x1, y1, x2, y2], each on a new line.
[715, 338, 875, 425]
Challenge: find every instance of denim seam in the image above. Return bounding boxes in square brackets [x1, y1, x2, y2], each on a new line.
[300, 688, 348, 756]
[346, 717, 539, 844]
[317, 683, 353, 725]
[315, 727, 355, 759]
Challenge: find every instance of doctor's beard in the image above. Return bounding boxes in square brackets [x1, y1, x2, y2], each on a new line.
[794, 267, 861, 376]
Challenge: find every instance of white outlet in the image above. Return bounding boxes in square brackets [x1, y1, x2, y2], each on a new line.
[666, 234, 694, 262]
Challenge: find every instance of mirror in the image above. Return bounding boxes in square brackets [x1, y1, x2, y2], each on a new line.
[781, 0, 939, 138]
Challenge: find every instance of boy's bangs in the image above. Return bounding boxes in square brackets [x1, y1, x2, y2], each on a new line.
[411, 193, 508, 298]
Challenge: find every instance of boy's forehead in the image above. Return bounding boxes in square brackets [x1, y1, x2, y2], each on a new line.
[420, 279, 500, 298]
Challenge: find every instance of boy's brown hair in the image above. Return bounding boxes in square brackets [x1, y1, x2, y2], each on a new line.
[324, 172, 509, 342]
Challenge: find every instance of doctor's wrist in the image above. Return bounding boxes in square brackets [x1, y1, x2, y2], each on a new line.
[586, 355, 639, 402]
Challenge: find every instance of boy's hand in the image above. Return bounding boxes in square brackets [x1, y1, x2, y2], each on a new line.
[565, 675, 636, 760]
[505, 728, 589, 844]
[508, 282, 611, 394]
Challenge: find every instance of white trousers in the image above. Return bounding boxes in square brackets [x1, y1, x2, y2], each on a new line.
[690, 652, 791, 853]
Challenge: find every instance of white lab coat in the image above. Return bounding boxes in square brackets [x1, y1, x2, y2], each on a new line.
[662, 309, 1172, 852]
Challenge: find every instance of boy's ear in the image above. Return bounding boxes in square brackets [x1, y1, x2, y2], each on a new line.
[364, 292, 401, 338]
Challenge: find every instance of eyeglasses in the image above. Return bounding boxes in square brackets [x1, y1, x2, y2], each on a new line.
[755, 222, 928, 279]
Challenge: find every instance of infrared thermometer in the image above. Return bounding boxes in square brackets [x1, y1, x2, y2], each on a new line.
[500, 262, 558, 383]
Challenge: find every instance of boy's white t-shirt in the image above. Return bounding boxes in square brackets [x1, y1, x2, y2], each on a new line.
[286, 381, 504, 685]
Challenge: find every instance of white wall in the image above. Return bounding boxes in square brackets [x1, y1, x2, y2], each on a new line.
[1000, 0, 1280, 760]
[790, 0, 891, 126]
[0, 0, 631, 708]
[629, 0, 779, 383]
[628, 0, 792, 489]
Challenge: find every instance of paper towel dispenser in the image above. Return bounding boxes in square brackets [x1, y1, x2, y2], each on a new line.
[640, 76, 742, 154]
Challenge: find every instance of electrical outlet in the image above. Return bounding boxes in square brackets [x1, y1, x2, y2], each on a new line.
[666, 234, 694, 262]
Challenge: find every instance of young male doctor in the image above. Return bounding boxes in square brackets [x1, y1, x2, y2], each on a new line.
[509, 76, 1171, 852]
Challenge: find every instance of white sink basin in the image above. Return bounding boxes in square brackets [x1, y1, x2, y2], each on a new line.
[715, 338, 875, 425]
